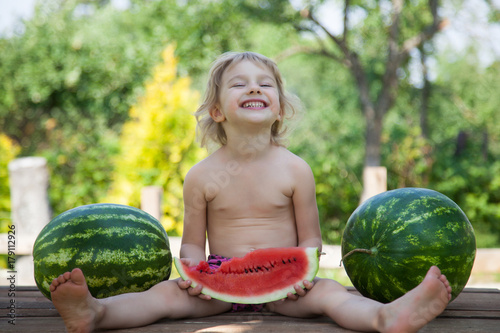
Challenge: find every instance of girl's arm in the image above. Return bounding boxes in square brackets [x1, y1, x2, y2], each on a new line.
[180, 165, 208, 264]
[285, 156, 321, 301]
[177, 165, 212, 300]
[291, 157, 322, 252]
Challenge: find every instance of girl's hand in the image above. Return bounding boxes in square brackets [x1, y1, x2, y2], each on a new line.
[177, 279, 212, 300]
[179, 257, 198, 267]
[285, 280, 314, 301]
[176, 258, 212, 300]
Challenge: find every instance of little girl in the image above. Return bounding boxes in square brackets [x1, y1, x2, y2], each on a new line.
[50, 51, 452, 333]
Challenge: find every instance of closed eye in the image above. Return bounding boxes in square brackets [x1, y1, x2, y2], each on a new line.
[260, 81, 276, 87]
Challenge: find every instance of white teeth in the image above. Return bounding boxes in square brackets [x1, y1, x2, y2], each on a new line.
[243, 102, 265, 108]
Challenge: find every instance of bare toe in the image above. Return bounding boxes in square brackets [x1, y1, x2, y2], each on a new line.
[428, 265, 441, 277]
[57, 274, 67, 284]
[378, 266, 451, 333]
[51, 268, 102, 333]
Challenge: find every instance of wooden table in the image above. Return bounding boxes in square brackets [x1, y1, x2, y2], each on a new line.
[1, 286, 499, 332]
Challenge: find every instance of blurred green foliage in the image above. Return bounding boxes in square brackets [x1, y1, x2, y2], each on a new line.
[428, 57, 500, 247]
[0, 135, 20, 232]
[105, 45, 206, 236]
[0, 0, 499, 247]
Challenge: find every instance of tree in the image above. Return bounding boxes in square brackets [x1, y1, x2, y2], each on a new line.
[298, 0, 446, 200]
[0, 0, 172, 214]
[105, 45, 206, 235]
[0, 0, 162, 153]
[426, 53, 500, 245]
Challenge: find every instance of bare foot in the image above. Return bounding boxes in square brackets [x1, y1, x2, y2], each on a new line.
[378, 266, 452, 333]
[50, 268, 103, 333]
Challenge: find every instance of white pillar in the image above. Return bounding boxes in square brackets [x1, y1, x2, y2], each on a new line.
[141, 186, 163, 221]
[360, 166, 387, 204]
[8, 157, 51, 237]
[7, 156, 52, 286]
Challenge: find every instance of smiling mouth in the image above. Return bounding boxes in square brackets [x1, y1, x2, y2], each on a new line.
[242, 101, 267, 108]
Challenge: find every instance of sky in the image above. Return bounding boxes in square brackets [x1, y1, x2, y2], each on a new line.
[0, 0, 129, 35]
[437, 0, 500, 66]
[0, 0, 36, 35]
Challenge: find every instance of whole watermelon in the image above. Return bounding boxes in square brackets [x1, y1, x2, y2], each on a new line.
[33, 203, 172, 300]
[341, 188, 476, 303]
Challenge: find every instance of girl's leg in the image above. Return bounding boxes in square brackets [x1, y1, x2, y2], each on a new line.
[266, 277, 382, 331]
[50, 268, 232, 333]
[267, 266, 451, 333]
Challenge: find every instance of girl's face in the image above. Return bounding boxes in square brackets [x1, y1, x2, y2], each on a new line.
[212, 60, 281, 128]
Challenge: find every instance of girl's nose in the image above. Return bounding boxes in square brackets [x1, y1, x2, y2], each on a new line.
[248, 83, 262, 95]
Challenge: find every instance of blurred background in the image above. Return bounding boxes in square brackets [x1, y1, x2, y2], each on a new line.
[1, 0, 499, 253]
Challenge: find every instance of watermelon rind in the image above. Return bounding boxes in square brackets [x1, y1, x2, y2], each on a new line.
[341, 188, 476, 303]
[174, 247, 319, 304]
[33, 203, 172, 300]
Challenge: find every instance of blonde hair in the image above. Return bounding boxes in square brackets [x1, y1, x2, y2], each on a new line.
[195, 51, 300, 148]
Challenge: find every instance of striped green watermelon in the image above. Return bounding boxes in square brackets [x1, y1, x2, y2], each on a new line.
[33, 203, 172, 300]
[341, 188, 476, 303]
[174, 247, 319, 304]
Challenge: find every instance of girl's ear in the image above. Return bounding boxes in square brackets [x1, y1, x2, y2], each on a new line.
[277, 108, 284, 121]
[210, 106, 225, 123]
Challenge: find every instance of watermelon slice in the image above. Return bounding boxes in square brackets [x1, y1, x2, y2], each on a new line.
[174, 247, 319, 304]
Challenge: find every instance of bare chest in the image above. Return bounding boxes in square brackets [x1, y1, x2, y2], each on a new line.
[206, 169, 294, 218]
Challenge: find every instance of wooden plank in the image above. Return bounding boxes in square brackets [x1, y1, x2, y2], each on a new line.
[1, 317, 66, 332]
[419, 318, 500, 333]
[1, 286, 499, 333]
[3, 315, 500, 333]
[441, 310, 500, 319]
[446, 288, 500, 311]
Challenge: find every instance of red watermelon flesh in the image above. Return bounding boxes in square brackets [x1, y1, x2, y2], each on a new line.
[174, 247, 319, 304]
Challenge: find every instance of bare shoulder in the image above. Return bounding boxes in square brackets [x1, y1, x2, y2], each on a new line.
[275, 146, 313, 176]
[184, 154, 213, 184]
[184, 148, 227, 187]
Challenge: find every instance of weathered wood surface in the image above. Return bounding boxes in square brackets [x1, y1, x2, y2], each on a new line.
[1, 286, 499, 332]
